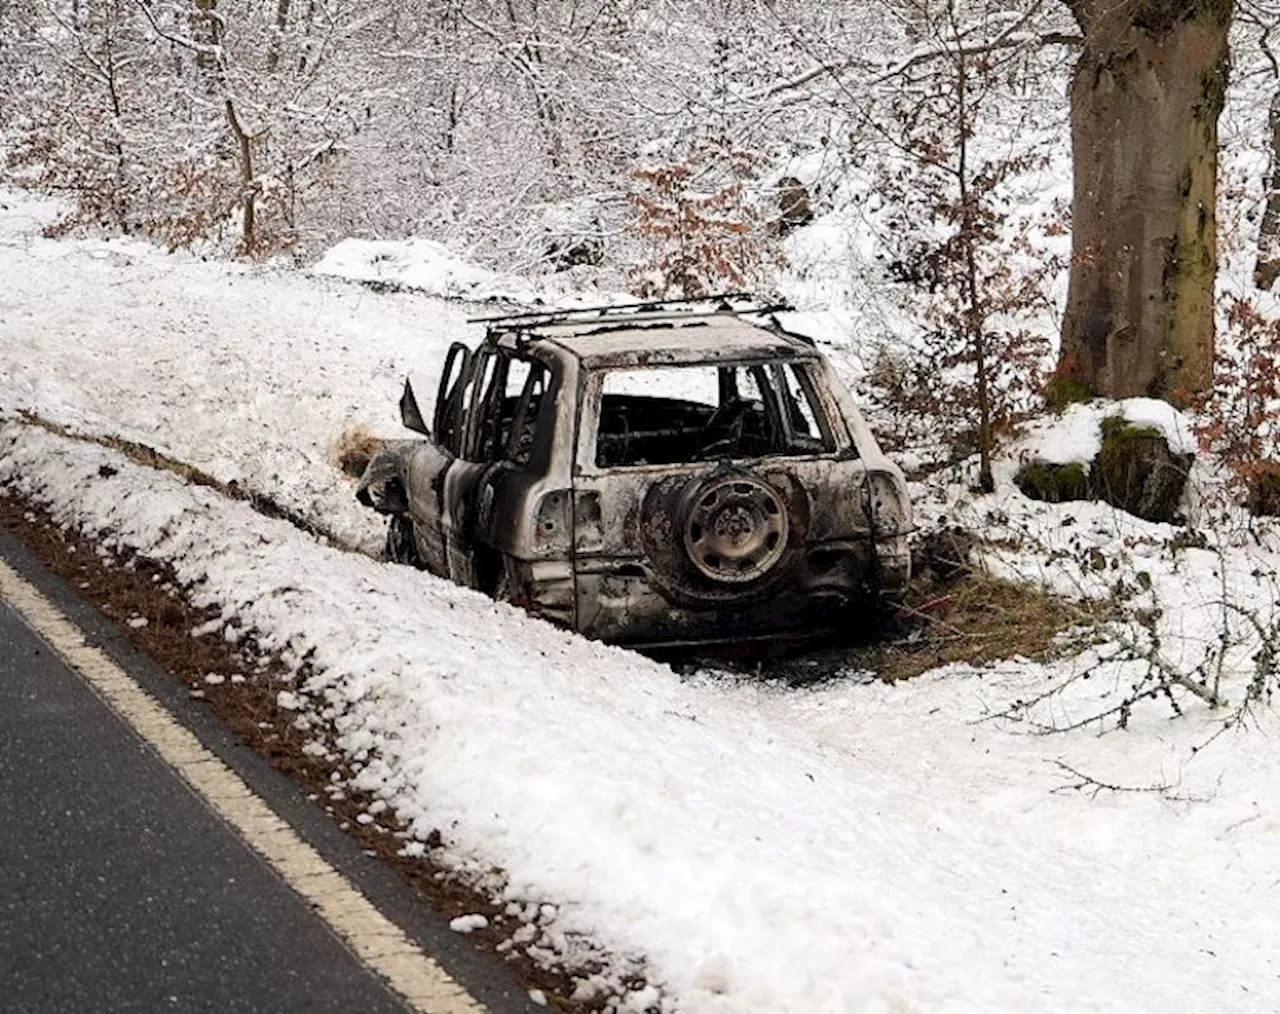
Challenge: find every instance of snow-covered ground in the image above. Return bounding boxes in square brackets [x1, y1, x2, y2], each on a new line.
[0, 193, 477, 553]
[4, 195, 1280, 1013]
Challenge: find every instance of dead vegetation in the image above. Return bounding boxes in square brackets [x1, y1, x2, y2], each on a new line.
[332, 424, 385, 480]
[874, 568, 1101, 684]
[863, 525, 1109, 683]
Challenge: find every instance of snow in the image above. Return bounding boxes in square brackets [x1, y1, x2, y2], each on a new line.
[313, 237, 531, 302]
[1120, 397, 1200, 456]
[0, 204, 477, 554]
[312, 236, 630, 310]
[1016, 402, 1109, 467]
[4, 197, 1280, 1013]
[1014, 398, 1201, 472]
[450, 914, 490, 935]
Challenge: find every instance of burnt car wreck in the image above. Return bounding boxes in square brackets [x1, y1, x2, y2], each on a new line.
[356, 297, 913, 646]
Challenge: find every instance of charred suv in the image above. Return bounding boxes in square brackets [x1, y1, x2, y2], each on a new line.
[357, 298, 912, 646]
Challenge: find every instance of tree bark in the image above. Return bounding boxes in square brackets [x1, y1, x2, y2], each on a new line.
[1255, 88, 1280, 291]
[1058, 0, 1231, 405]
[225, 98, 256, 254]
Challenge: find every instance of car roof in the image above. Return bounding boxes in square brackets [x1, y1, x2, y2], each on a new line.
[504, 313, 816, 369]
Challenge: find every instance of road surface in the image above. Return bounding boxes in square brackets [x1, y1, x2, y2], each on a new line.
[0, 528, 538, 1014]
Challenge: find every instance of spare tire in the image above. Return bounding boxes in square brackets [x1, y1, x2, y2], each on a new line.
[681, 474, 789, 583]
[640, 468, 809, 607]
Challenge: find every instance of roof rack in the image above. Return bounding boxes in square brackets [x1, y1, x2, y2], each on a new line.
[467, 293, 792, 332]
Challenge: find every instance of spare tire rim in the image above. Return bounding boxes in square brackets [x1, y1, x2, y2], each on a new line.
[684, 476, 789, 583]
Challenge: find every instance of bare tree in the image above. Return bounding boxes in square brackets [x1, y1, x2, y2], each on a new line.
[1239, 0, 1280, 290]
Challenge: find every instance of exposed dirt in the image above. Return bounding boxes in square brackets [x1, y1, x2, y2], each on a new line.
[0, 486, 627, 1013]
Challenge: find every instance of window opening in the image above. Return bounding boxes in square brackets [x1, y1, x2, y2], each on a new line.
[771, 363, 833, 453]
[501, 360, 549, 466]
[594, 362, 834, 467]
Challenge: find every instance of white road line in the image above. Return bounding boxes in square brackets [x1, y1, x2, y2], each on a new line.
[0, 558, 486, 1014]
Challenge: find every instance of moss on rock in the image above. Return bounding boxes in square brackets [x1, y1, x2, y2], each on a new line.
[1044, 373, 1096, 411]
[1092, 415, 1192, 523]
[1014, 461, 1092, 503]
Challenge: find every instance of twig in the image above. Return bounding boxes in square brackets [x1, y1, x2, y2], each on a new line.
[1048, 760, 1174, 798]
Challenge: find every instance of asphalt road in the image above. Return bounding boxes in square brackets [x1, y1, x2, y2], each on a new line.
[0, 513, 548, 1014]
[0, 591, 420, 1014]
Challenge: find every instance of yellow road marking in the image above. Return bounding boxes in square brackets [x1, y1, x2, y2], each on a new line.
[0, 558, 486, 1014]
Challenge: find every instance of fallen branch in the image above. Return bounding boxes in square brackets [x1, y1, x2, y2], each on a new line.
[1049, 760, 1175, 798]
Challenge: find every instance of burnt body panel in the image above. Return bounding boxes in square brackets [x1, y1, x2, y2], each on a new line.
[356, 300, 913, 646]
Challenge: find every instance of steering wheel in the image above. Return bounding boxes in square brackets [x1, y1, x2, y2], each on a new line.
[698, 398, 751, 459]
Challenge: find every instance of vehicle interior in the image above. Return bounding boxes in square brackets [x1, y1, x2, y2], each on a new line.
[595, 361, 835, 467]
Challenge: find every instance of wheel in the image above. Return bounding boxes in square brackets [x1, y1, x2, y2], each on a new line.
[638, 468, 809, 608]
[385, 515, 422, 567]
[682, 475, 789, 583]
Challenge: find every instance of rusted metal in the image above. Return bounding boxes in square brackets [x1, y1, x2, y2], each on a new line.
[356, 305, 913, 646]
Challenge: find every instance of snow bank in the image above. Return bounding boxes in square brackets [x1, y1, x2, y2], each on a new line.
[312, 237, 537, 303]
[1014, 397, 1200, 470]
[312, 236, 631, 309]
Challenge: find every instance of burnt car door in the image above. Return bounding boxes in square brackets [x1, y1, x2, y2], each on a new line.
[435, 341, 501, 586]
[400, 342, 471, 576]
[437, 344, 553, 589]
[470, 355, 556, 587]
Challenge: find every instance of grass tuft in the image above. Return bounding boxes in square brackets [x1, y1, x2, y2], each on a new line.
[332, 425, 385, 479]
[872, 570, 1108, 684]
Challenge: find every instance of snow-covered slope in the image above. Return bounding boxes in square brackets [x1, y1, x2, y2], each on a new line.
[0, 193, 472, 553]
[4, 197, 1280, 1013]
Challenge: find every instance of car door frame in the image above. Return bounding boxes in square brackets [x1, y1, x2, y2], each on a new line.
[397, 342, 471, 576]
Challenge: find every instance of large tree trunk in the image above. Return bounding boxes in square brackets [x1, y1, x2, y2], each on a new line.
[1058, 0, 1231, 406]
[1255, 88, 1280, 291]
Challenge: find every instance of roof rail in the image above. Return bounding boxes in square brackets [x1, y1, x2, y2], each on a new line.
[467, 293, 791, 331]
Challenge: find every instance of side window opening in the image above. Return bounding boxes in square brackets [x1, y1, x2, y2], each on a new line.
[772, 363, 834, 453]
[461, 351, 550, 464]
[594, 361, 835, 467]
[463, 349, 503, 461]
[501, 360, 549, 466]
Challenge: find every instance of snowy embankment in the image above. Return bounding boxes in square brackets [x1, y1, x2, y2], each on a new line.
[0, 194, 474, 554]
[3, 198, 1280, 1012]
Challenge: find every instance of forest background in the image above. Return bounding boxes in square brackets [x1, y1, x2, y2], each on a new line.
[4, 0, 1280, 486]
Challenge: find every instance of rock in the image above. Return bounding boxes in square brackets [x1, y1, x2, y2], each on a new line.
[545, 234, 603, 270]
[776, 177, 813, 235]
[1091, 416, 1192, 523]
[1014, 413, 1193, 524]
[1013, 461, 1090, 503]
